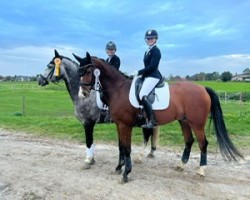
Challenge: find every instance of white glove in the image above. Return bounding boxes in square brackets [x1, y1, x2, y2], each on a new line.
[131, 70, 138, 76]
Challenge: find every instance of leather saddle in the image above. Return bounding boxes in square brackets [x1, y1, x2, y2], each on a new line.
[135, 76, 165, 104]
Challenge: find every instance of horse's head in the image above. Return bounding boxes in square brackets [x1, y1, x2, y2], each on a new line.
[38, 49, 77, 86]
[73, 52, 96, 98]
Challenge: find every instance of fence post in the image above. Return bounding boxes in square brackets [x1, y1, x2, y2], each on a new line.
[22, 96, 26, 116]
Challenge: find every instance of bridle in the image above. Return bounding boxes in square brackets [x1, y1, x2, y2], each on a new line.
[38, 58, 64, 87]
[78, 63, 97, 92]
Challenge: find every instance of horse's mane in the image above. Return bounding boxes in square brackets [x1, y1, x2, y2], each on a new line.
[61, 56, 79, 66]
[92, 57, 131, 79]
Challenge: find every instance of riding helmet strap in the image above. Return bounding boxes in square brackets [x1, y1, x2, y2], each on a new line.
[54, 58, 61, 76]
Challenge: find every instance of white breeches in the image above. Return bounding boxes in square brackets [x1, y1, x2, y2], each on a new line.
[139, 77, 159, 100]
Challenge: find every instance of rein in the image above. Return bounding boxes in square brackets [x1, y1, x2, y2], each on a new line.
[99, 78, 130, 93]
[52, 81, 64, 87]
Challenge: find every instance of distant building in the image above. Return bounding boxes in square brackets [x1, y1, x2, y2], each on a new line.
[14, 76, 31, 81]
[231, 72, 250, 82]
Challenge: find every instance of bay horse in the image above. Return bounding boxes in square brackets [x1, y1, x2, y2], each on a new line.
[74, 52, 244, 183]
[37, 50, 158, 169]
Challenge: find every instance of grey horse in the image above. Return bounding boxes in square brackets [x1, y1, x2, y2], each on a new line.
[38, 49, 99, 169]
[37, 49, 159, 169]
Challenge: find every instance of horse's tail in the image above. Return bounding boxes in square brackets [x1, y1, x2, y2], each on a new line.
[205, 87, 244, 161]
[142, 128, 153, 145]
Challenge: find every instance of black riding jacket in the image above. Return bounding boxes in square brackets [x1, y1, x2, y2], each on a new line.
[138, 45, 162, 79]
[106, 54, 120, 70]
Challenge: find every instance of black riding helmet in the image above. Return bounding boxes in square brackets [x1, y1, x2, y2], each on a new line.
[145, 30, 158, 39]
[106, 41, 116, 50]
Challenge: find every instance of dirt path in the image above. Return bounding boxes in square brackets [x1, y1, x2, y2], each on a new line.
[0, 129, 249, 200]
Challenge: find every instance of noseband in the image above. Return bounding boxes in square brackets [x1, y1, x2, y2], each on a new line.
[38, 63, 55, 85]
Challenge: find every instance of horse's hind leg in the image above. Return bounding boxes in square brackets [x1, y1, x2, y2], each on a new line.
[176, 121, 194, 171]
[193, 128, 208, 177]
[134, 126, 159, 163]
[147, 126, 160, 158]
[134, 127, 154, 163]
[134, 128, 148, 164]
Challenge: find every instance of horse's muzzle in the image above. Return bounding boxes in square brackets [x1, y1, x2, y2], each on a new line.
[78, 87, 90, 99]
[37, 75, 48, 86]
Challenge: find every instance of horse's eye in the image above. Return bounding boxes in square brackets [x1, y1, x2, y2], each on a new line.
[77, 68, 84, 76]
[47, 63, 54, 69]
[86, 70, 91, 75]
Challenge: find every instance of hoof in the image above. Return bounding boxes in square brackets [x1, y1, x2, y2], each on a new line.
[147, 153, 155, 158]
[82, 157, 95, 170]
[134, 157, 142, 164]
[176, 162, 185, 171]
[82, 161, 91, 169]
[90, 158, 95, 165]
[120, 176, 128, 184]
[195, 173, 205, 179]
[196, 166, 206, 178]
[115, 169, 122, 175]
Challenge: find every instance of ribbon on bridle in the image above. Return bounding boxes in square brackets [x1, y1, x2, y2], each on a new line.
[54, 58, 61, 77]
[93, 69, 101, 91]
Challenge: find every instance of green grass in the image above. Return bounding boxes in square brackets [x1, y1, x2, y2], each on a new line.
[195, 81, 250, 92]
[0, 81, 250, 151]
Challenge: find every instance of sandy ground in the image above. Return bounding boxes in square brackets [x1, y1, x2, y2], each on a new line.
[0, 129, 249, 200]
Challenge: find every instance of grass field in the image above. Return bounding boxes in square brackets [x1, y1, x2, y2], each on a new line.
[195, 81, 250, 92]
[0, 81, 249, 150]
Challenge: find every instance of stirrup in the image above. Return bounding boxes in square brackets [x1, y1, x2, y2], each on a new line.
[141, 121, 157, 129]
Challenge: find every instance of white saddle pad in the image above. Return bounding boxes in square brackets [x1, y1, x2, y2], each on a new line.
[129, 76, 170, 110]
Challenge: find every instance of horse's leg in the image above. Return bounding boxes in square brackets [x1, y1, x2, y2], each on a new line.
[134, 127, 153, 164]
[83, 120, 96, 169]
[115, 139, 125, 174]
[122, 145, 132, 183]
[193, 128, 208, 177]
[147, 125, 160, 158]
[176, 121, 194, 171]
[115, 124, 132, 183]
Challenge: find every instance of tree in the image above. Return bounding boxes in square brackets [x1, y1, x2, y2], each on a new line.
[168, 74, 174, 81]
[211, 72, 220, 80]
[243, 68, 250, 74]
[205, 73, 213, 81]
[220, 71, 232, 82]
[185, 75, 190, 80]
[174, 75, 182, 81]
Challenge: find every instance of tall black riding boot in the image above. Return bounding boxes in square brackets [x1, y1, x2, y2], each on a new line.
[141, 96, 157, 129]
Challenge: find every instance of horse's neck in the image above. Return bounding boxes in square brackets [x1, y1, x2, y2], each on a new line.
[100, 66, 122, 88]
[98, 64, 129, 102]
[62, 62, 80, 103]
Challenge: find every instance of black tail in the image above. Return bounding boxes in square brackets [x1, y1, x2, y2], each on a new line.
[205, 87, 244, 161]
[142, 128, 154, 145]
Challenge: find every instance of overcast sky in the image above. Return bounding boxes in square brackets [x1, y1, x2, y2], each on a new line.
[1, 0, 250, 77]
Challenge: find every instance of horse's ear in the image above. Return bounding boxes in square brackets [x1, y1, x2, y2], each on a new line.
[54, 49, 60, 57]
[72, 53, 82, 63]
[86, 52, 91, 63]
